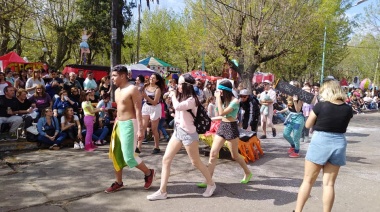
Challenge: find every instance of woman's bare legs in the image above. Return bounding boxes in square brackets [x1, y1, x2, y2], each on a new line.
[322, 162, 340, 212]
[295, 160, 322, 212]
[226, 138, 251, 178]
[159, 137, 183, 193]
[184, 141, 214, 186]
[150, 118, 160, 149]
[207, 134, 228, 177]
[138, 115, 150, 150]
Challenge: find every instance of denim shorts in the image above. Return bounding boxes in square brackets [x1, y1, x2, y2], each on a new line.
[173, 126, 199, 146]
[306, 131, 347, 166]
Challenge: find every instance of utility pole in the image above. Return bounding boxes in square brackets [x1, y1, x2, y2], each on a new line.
[201, 0, 206, 72]
[111, 0, 118, 102]
[374, 47, 380, 96]
[136, 0, 141, 63]
[320, 25, 327, 84]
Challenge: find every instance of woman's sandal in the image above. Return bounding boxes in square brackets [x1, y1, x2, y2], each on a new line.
[240, 173, 253, 184]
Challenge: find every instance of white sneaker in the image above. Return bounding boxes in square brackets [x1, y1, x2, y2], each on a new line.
[73, 142, 80, 150]
[203, 183, 216, 197]
[147, 190, 167, 201]
[79, 142, 84, 149]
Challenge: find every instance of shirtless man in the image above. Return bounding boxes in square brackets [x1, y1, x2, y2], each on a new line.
[105, 65, 155, 193]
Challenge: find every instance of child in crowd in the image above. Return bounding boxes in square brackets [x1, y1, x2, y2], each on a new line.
[205, 96, 216, 118]
[81, 90, 104, 151]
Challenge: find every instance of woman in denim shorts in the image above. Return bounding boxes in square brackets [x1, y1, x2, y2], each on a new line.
[147, 74, 216, 201]
[295, 80, 353, 212]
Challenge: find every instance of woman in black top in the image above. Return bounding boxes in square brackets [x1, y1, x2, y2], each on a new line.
[295, 80, 353, 212]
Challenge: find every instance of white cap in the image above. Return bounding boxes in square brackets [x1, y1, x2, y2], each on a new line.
[239, 89, 250, 96]
[263, 80, 272, 84]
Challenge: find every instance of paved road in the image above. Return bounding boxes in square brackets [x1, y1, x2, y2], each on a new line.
[1, 112, 379, 212]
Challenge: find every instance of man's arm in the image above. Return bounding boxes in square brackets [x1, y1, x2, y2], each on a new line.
[132, 86, 144, 141]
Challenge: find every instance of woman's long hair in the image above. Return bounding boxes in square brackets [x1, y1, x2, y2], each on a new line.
[177, 74, 200, 107]
[32, 70, 42, 81]
[41, 107, 51, 118]
[320, 80, 347, 102]
[34, 84, 46, 97]
[219, 80, 234, 107]
[145, 73, 165, 92]
[63, 107, 75, 125]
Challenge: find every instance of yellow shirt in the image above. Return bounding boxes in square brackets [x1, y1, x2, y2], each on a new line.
[82, 101, 95, 116]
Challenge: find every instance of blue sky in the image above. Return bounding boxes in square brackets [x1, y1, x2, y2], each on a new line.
[346, 0, 374, 18]
[155, 0, 373, 16]
[135, 0, 374, 34]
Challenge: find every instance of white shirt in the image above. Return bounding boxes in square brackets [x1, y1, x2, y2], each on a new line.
[83, 78, 97, 90]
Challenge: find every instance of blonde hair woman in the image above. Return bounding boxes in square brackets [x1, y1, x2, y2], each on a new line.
[295, 80, 353, 212]
[25, 70, 45, 97]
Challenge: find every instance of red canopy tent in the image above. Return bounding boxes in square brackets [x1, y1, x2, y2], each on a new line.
[62, 64, 110, 81]
[0, 52, 27, 71]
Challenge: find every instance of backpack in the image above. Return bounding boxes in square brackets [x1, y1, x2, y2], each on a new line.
[187, 104, 211, 134]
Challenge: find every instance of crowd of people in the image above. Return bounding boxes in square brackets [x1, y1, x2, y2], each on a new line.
[0, 68, 113, 148]
[1, 65, 378, 211]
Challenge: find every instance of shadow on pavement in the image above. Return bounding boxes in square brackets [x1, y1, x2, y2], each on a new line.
[162, 181, 301, 206]
[345, 132, 370, 137]
[346, 156, 371, 164]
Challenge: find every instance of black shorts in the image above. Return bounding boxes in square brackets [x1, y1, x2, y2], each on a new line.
[216, 121, 239, 140]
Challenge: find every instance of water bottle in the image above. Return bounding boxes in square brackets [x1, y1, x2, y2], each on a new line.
[7, 107, 12, 114]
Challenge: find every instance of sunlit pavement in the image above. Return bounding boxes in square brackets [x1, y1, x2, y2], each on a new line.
[1, 112, 379, 212]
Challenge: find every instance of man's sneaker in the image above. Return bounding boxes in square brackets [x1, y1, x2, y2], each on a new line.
[202, 183, 216, 197]
[135, 147, 141, 154]
[144, 169, 155, 189]
[95, 140, 102, 145]
[73, 142, 80, 150]
[288, 147, 295, 154]
[152, 148, 161, 154]
[104, 182, 124, 193]
[272, 128, 277, 137]
[147, 190, 167, 201]
[259, 135, 267, 139]
[289, 152, 300, 158]
[79, 142, 84, 149]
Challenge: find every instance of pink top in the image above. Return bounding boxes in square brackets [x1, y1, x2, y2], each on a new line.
[172, 96, 197, 133]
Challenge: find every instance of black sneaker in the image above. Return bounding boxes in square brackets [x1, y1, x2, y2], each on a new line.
[272, 128, 277, 137]
[152, 148, 161, 154]
[259, 135, 267, 139]
[135, 147, 141, 154]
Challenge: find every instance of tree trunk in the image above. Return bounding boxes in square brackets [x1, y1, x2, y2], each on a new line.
[0, 19, 10, 55]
